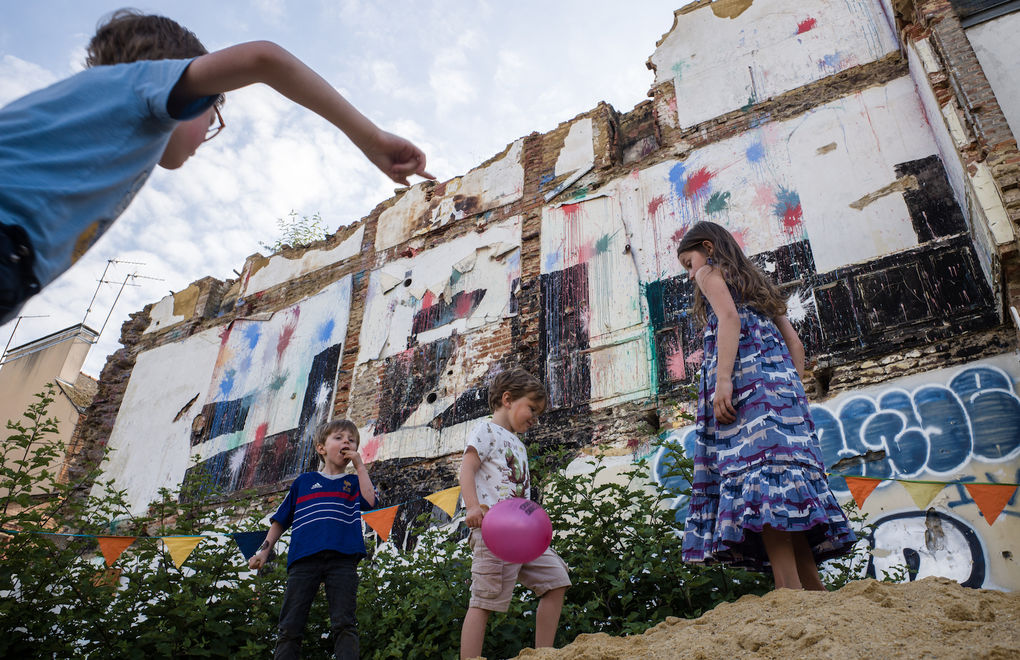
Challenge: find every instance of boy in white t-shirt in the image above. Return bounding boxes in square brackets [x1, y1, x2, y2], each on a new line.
[459, 367, 570, 659]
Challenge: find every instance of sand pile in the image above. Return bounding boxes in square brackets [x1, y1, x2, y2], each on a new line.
[516, 578, 1020, 660]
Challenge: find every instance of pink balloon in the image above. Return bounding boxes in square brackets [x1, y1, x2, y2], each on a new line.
[481, 497, 552, 564]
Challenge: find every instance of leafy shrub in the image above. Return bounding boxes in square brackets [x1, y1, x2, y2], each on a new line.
[2, 389, 887, 659]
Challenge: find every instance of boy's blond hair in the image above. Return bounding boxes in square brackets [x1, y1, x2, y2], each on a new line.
[488, 366, 547, 411]
[314, 419, 360, 450]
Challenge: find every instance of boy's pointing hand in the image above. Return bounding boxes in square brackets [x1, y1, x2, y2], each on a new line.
[366, 130, 435, 186]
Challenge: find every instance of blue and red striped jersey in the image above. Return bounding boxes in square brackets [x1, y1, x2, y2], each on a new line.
[271, 471, 376, 567]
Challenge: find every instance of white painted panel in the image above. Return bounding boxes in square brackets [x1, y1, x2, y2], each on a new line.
[554, 118, 595, 176]
[604, 76, 938, 277]
[588, 333, 652, 409]
[96, 327, 221, 513]
[375, 140, 524, 251]
[358, 217, 522, 363]
[241, 225, 364, 297]
[649, 0, 897, 128]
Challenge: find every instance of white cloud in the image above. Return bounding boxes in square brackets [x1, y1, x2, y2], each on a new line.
[0, 55, 56, 106]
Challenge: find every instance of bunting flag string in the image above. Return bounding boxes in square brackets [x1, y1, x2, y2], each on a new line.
[3, 474, 1016, 575]
[828, 473, 1018, 526]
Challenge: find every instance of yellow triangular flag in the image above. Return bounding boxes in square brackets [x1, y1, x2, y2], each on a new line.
[425, 486, 461, 518]
[162, 536, 204, 569]
[844, 476, 881, 509]
[97, 536, 136, 567]
[965, 484, 1017, 526]
[363, 506, 399, 543]
[900, 481, 945, 511]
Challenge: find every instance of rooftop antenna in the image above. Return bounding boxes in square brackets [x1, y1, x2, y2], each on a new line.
[82, 258, 147, 328]
[96, 270, 164, 339]
[1, 314, 51, 365]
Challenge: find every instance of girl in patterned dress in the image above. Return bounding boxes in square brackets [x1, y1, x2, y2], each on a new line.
[675, 221, 855, 590]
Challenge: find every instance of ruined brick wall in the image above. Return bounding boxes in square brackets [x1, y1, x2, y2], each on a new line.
[72, 0, 1019, 588]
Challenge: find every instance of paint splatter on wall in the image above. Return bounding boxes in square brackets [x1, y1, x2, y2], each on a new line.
[648, 0, 898, 128]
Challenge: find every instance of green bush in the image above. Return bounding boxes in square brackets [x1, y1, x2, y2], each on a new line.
[4, 389, 873, 659]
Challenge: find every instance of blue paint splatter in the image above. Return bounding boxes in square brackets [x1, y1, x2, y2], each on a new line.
[668, 162, 687, 199]
[317, 318, 335, 344]
[746, 141, 765, 163]
[544, 252, 561, 272]
[218, 368, 236, 399]
[539, 173, 555, 191]
[818, 52, 844, 70]
[243, 324, 260, 351]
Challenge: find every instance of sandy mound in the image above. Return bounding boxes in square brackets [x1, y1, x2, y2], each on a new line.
[516, 578, 1020, 660]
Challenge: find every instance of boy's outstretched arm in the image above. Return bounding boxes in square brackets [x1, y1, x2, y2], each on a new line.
[171, 41, 434, 185]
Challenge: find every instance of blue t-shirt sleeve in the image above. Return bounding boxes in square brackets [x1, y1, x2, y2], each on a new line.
[270, 479, 299, 530]
[131, 58, 217, 122]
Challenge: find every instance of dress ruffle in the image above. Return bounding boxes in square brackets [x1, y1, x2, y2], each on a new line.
[682, 459, 857, 569]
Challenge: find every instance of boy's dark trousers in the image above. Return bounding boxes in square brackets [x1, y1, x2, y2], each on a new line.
[0, 224, 40, 325]
[275, 550, 360, 660]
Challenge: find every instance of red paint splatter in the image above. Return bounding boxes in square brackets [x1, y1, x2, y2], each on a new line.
[454, 292, 475, 318]
[276, 312, 300, 362]
[686, 349, 705, 366]
[781, 203, 804, 234]
[577, 241, 596, 263]
[797, 17, 817, 34]
[683, 167, 714, 198]
[731, 230, 747, 250]
[421, 290, 435, 308]
[362, 436, 382, 463]
[672, 227, 689, 244]
[218, 323, 234, 346]
[666, 351, 686, 380]
[560, 202, 583, 222]
[647, 195, 667, 217]
[254, 422, 268, 444]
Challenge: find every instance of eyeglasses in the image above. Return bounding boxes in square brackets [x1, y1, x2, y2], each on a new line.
[203, 107, 225, 142]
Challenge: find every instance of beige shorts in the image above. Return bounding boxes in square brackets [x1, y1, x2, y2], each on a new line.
[467, 528, 571, 613]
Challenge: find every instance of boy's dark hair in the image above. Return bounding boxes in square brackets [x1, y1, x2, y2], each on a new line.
[314, 419, 360, 449]
[85, 9, 208, 67]
[488, 366, 547, 411]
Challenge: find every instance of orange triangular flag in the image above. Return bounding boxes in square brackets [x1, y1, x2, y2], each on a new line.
[844, 476, 881, 509]
[965, 484, 1017, 525]
[362, 506, 399, 543]
[901, 482, 945, 511]
[96, 536, 136, 567]
[425, 486, 461, 518]
[162, 536, 204, 569]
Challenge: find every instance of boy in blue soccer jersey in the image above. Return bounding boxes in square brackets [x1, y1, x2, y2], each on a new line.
[249, 419, 377, 660]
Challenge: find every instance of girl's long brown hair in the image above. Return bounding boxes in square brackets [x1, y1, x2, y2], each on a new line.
[676, 221, 787, 325]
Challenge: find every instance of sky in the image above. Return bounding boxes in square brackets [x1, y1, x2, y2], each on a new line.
[0, 0, 680, 376]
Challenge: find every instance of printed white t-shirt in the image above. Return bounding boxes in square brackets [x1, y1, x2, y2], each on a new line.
[464, 420, 530, 508]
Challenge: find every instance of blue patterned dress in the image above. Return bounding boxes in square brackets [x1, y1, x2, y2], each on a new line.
[680, 303, 856, 570]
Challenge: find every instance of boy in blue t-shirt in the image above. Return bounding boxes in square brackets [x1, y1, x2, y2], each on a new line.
[249, 419, 378, 659]
[0, 9, 434, 324]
